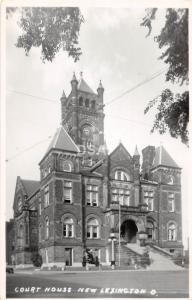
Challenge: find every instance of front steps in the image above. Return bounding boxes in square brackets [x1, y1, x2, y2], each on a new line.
[114, 241, 142, 266]
[115, 242, 184, 271]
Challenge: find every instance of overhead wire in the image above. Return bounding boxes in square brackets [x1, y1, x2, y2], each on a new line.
[6, 68, 166, 161]
[6, 136, 52, 162]
[105, 67, 166, 106]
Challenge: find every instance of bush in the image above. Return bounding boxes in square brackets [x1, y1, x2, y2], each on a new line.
[82, 256, 86, 267]
[31, 252, 43, 267]
[173, 252, 184, 267]
[140, 252, 151, 268]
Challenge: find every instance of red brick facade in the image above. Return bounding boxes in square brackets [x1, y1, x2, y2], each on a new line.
[7, 74, 183, 267]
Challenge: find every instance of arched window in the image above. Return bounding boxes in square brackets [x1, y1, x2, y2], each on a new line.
[79, 96, 83, 106]
[18, 224, 24, 238]
[87, 218, 99, 239]
[18, 197, 22, 211]
[85, 98, 89, 107]
[114, 170, 130, 181]
[45, 217, 50, 240]
[18, 224, 24, 247]
[91, 100, 96, 109]
[60, 159, 72, 172]
[63, 218, 74, 238]
[168, 223, 177, 241]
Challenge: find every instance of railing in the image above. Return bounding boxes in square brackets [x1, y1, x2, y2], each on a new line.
[150, 244, 173, 258]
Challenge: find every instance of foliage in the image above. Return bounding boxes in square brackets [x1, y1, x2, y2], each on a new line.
[141, 9, 189, 145]
[31, 252, 43, 267]
[140, 252, 151, 268]
[172, 251, 185, 267]
[6, 7, 84, 62]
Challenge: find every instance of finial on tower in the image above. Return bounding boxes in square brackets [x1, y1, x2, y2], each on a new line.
[71, 72, 77, 82]
[97, 80, 104, 95]
[80, 71, 83, 78]
[61, 90, 67, 99]
[134, 145, 140, 156]
[99, 80, 103, 88]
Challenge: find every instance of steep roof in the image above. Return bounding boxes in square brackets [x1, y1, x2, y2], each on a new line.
[152, 145, 180, 169]
[109, 142, 132, 160]
[43, 126, 80, 158]
[78, 77, 95, 94]
[21, 179, 40, 197]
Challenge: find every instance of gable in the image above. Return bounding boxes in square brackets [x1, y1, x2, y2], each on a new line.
[109, 143, 134, 180]
[13, 177, 40, 213]
[13, 177, 26, 212]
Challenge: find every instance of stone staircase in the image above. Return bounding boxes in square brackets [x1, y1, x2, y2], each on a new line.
[114, 241, 142, 266]
[125, 243, 184, 271]
[148, 246, 183, 271]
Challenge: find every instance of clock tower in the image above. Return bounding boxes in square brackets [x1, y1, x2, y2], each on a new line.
[60, 72, 105, 167]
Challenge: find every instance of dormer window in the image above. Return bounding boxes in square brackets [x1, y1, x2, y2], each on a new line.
[114, 170, 130, 181]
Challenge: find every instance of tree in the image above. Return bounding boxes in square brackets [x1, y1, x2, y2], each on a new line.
[7, 7, 84, 62]
[141, 9, 189, 145]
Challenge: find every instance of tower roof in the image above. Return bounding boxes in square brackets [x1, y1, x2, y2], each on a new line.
[152, 145, 180, 169]
[40, 126, 80, 163]
[78, 77, 95, 94]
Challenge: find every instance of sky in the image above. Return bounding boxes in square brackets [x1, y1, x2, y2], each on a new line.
[5, 6, 189, 248]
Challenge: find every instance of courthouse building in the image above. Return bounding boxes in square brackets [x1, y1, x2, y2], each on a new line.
[7, 73, 183, 267]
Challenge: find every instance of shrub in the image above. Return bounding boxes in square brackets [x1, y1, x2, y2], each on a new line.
[140, 252, 151, 268]
[82, 256, 86, 267]
[31, 252, 43, 267]
[173, 252, 184, 267]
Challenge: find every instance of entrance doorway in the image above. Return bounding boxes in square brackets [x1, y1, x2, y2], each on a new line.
[65, 248, 72, 266]
[121, 219, 138, 243]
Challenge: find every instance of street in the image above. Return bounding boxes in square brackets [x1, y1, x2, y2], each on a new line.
[6, 269, 189, 298]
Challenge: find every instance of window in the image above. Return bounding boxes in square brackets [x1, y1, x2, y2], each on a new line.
[168, 193, 175, 212]
[39, 199, 42, 215]
[86, 185, 98, 206]
[147, 221, 154, 240]
[39, 224, 42, 242]
[168, 223, 176, 241]
[63, 218, 74, 238]
[79, 96, 83, 106]
[85, 98, 89, 107]
[60, 159, 72, 172]
[87, 218, 99, 239]
[64, 181, 72, 203]
[144, 191, 154, 211]
[114, 170, 130, 181]
[44, 185, 49, 207]
[167, 175, 174, 185]
[45, 217, 49, 239]
[17, 224, 24, 247]
[18, 197, 22, 211]
[18, 224, 24, 238]
[91, 100, 96, 109]
[112, 188, 130, 206]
